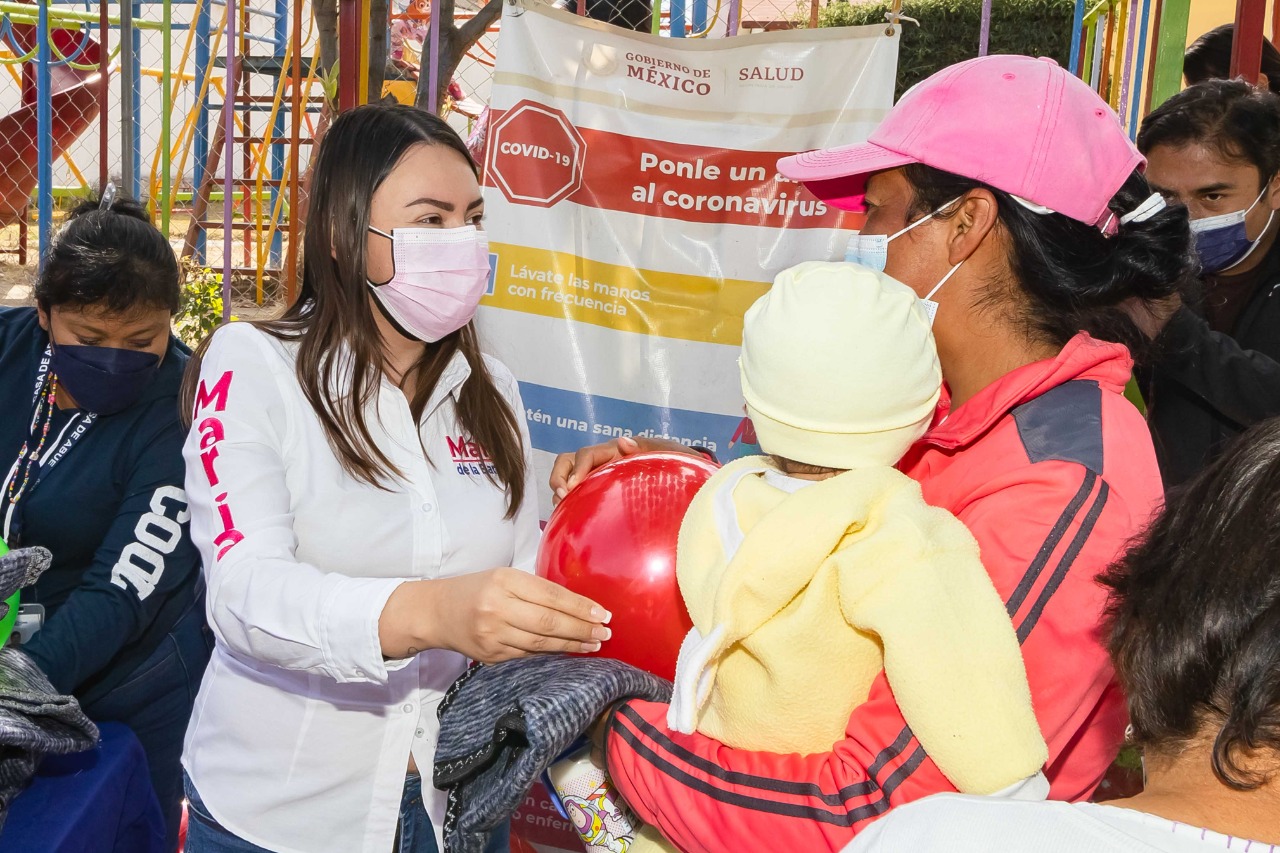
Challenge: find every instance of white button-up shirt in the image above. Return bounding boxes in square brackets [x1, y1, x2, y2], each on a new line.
[181, 322, 538, 853]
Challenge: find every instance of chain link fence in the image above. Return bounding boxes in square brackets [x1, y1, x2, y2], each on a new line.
[2, 0, 835, 304]
[1, 0, 324, 310]
[1, 4, 107, 278]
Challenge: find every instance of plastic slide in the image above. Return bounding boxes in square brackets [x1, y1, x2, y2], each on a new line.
[0, 9, 101, 226]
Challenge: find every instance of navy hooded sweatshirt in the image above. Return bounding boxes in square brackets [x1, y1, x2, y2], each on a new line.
[0, 306, 202, 704]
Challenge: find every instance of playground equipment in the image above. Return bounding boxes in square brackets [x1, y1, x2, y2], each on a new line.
[180, 0, 326, 304]
[0, 4, 100, 229]
[2, 0, 1274, 305]
[0, 0, 327, 304]
[0, 1, 104, 268]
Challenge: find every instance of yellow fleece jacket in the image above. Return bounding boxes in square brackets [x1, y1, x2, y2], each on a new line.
[667, 456, 1048, 794]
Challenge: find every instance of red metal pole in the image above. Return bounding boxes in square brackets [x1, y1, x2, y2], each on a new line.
[18, 209, 28, 265]
[338, 0, 360, 111]
[1231, 0, 1266, 83]
[97, 0, 108, 190]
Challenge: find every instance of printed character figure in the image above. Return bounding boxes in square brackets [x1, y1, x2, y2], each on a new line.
[562, 782, 634, 853]
[390, 0, 431, 67]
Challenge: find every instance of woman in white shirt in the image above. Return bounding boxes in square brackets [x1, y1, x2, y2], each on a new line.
[178, 104, 610, 853]
[842, 418, 1280, 853]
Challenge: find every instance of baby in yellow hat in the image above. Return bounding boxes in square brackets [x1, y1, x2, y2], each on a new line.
[666, 261, 1048, 795]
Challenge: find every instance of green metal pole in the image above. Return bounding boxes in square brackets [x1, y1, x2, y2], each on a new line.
[1082, 19, 1097, 85]
[1147, 0, 1189, 109]
[0, 3, 167, 30]
[651, 0, 662, 35]
[161, 0, 172, 233]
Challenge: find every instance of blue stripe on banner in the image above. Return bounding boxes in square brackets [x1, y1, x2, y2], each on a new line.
[518, 381, 759, 461]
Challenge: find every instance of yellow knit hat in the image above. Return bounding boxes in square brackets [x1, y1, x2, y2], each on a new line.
[739, 261, 942, 470]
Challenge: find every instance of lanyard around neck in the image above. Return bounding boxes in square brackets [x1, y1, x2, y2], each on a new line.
[1, 346, 97, 543]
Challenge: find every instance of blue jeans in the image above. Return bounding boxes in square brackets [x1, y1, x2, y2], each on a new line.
[183, 772, 512, 853]
[84, 598, 212, 853]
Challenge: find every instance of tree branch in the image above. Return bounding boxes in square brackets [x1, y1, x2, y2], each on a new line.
[457, 0, 503, 48]
[367, 0, 390, 102]
[314, 0, 339, 73]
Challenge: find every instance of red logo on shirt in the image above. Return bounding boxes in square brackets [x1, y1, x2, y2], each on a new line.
[447, 435, 496, 476]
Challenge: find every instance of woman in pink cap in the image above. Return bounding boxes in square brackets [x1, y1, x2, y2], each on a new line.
[552, 55, 1198, 851]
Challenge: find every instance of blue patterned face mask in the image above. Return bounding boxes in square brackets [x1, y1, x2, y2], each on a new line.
[846, 198, 962, 325]
[1190, 187, 1274, 274]
[844, 198, 960, 273]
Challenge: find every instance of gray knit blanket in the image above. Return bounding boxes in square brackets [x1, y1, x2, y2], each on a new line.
[434, 655, 671, 853]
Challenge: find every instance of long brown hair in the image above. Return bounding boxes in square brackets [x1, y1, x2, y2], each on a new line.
[182, 104, 526, 516]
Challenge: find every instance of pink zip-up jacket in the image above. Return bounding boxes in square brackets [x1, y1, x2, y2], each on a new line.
[605, 333, 1163, 851]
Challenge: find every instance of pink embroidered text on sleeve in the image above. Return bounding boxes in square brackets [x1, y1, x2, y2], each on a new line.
[194, 370, 244, 560]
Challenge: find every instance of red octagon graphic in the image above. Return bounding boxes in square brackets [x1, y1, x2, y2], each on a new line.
[486, 100, 587, 208]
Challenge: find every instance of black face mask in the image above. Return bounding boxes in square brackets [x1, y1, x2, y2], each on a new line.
[50, 342, 161, 416]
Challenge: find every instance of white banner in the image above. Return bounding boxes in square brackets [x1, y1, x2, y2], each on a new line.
[478, 3, 899, 521]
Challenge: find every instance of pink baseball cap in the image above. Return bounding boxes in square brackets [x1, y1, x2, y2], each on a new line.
[778, 55, 1144, 227]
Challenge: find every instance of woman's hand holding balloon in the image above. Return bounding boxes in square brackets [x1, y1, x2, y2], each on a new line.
[379, 568, 611, 663]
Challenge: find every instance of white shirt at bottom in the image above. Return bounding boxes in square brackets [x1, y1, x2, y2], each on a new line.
[844, 794, 1278, 853]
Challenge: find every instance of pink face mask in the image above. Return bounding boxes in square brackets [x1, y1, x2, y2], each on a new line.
[367, 225, 492, 342]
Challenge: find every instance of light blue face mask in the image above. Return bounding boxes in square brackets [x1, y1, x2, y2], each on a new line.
[846, 198, 963, 326]
[845, 198, 962, 272]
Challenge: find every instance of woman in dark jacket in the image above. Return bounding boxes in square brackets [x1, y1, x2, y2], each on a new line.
[0, 194, 210, 849]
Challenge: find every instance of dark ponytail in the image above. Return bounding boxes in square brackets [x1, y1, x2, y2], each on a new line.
[902, 164, 1199, 361]
[36, 194, 181, 315]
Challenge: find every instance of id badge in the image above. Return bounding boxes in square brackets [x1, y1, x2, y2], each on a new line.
[13, 603, 45, 645]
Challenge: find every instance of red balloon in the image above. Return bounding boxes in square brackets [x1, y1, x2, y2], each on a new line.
[537, 452, 719, 681]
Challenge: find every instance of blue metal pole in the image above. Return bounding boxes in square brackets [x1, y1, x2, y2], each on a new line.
[269, 0, 286, 267]
[1127, 0, 1152, 138]
[669, 0, 685, 36]
[36, 0, 52, 270]
[131, 0, 142, 199]
[1069, 0, 1087, 75]
[194, 0, 212, 261]
[691, 0, 706, 34]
